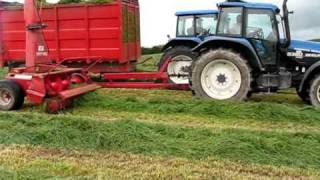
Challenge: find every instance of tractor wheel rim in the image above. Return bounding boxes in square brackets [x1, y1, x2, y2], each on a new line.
[316, 85, 320, 103]
[167, 55, 193, 84]
[0, 89, 13, 106]
[200, 59, 242, 100]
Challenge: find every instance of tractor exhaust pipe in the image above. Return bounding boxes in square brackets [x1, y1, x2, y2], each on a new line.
[282, 0, 291, 49]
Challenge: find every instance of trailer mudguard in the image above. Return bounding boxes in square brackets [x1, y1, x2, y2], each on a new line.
[192, 36, 265, 71]
[162, 37, 202, 51]
[298, 61, 320, 92]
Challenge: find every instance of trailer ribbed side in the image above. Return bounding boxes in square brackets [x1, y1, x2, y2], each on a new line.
[0, 1, 140, 72]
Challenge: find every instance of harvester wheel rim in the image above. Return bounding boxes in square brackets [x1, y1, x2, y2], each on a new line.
[200, 59, 242, 100]
[0, 88, 13, 106]
[167, 55, 193, 84]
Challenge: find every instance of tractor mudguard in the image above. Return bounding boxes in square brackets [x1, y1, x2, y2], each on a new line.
[192, 36, 265, 71]
[162, 38, 202, 51]
[298, 61, 320, 92]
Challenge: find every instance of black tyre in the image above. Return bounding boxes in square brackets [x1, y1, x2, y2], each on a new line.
[191, 49, 252, 101]
[296, 88, 311, 104]
[8, 62, 25, 72]
[0, 80, 24, 111]
[309, 75, 320, 107]
[159, 46, 197, 84]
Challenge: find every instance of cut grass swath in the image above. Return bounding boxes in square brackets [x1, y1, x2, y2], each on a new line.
[0, 112, 320, 170]
[0, 145, 319, 179]
[74, 90, 320, 125]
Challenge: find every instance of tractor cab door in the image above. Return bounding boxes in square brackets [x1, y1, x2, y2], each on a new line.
[245, 9, 279, 66]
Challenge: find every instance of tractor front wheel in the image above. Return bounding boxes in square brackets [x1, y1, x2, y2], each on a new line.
[191, 49, 252, 101]
[0, 80, 24, 111]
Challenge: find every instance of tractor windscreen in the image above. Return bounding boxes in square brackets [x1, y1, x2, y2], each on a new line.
[177, 16, 195, 36]
[276, 14, 285, 40]
[246, 9, 278, 42]
[217, 7, 243, 36]
[195, 14, 218, 36]
[177, 14, 218, 37]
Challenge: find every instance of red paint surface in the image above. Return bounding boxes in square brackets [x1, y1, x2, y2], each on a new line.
[0, 0, 140, 73]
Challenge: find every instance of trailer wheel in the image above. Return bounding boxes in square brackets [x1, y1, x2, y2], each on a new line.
[308, 75, 320, 107]
[159, 46, 196, 84]
[191, 49, 252, 101]
[0, 80, 24, 111]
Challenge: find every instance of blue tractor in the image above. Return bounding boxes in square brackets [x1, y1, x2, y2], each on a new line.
[159, 10, 219, 85]
[190, 0, 320, 107]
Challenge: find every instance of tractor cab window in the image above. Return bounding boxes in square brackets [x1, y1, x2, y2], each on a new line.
[177, 16, 195, 37]
[276, 14, 285, 40]
[246, 9, 278, 42]
[195, 14, 218, 36]
[218, 7, 243, 36]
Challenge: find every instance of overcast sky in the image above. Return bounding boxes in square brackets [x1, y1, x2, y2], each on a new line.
[139, 0, 320, 47]
[5, 0, 320, 47]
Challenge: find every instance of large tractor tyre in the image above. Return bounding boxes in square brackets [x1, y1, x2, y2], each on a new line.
[0, 80, 25, 111]
[296, 88, 311, 104]
[308, 75, 320, 107]
[158, 46, 197, 84]
[191, 49, 252, 101]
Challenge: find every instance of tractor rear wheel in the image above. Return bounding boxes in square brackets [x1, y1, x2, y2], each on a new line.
[158, 46, 196, 84]
[191, 49, 252, 101]
[296, 88, 311, 104]
[308, 75, 320, 107]
[0, 80, 24, 111]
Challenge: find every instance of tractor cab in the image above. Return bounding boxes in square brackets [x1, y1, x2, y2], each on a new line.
[175, 10, 219, 40]
[216, 1, 281, 68]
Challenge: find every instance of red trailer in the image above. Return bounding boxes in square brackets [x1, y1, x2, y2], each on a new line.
[0, 0, 141, 73]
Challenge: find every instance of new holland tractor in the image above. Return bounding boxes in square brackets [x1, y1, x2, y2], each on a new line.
[190, 0, 320, 107]
[159, 10, 219, 85]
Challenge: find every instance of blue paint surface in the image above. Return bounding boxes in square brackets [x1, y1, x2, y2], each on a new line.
[175, 10, 219, 16]
[289, 40, 320, 52]
[218, 2, 279, 12]
[170, 37, 203, 43]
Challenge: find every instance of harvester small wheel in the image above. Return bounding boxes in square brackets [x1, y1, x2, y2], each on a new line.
[158, 46, 197, 84]
[191, 49, 252, 101]
[46, 98, 73, 114]
[308, 75, 320, 107]
[0, 80, 24, 111]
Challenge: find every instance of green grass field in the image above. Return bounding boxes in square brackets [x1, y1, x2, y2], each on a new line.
[0, 55, 320, 179]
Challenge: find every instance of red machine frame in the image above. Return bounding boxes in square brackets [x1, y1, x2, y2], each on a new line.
[100, 58, 189, 90]
[3, 0, 100, 113]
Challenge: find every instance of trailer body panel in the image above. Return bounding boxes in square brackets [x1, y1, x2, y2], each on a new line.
[0, 0, 140, 73]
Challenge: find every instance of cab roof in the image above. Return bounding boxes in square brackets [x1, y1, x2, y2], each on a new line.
[175, 10, 219, 16]
[218, 1, 280, 13]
